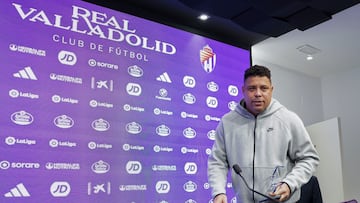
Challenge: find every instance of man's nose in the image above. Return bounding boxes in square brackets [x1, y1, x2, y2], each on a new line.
[254, 88, 262, 96]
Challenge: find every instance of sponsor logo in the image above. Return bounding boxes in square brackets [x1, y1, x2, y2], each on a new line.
[155, 88, 171, 101]
[88, 59, 119, 70]
[127, 65, 143, 77]
[184, 181, 197, 192]
[92, 160, 110, 174]
[9, 89, 39, 99]
[4, 136, 16, 146]
[207, 81, 219, 92]
[123, 104, 145, 112]
[89, 100, 113, 108]
[58, 50, 77, 66]
[46, 162, 80, 170]
[207, 130, 216, 140]
[156, 72, 172, 83]
[181, 147, 199, 154]
[91, 118, 110, 132]
[153, 145, 173, 153]
[49, 139, 77, 148]
[183, 76, 196, 88]
[206, 148, 212, 155]
[5, 136, 36, 146]
[0, 161, 11, 170]
[126, 82, 142, 96]
[0, 160, 40, 170]
[4, 183, 30, 197]
[54, 115, 74, 129]
[126, 161, 142, 174]
[50, 73, 82, 84]
[9, 43, 46, 56]
[87, 182, 111, 195]
[180, 111, 198, 119]
[227, 182, 233, 188]
[153, 108, 173, 116]
[11, 110, 33, 125]
[183, 93, 196, 104]
[52, 94, 79, 104]
[152, 165, 177, 171]
[88, 141, 112, 150]
[122, 144, 145, 151]
[156, 181, 170, 194]
[91, 77, 114, 91]
[206, 96, 218, 108]
[228, 101, 237, 110]
[119, 184, 147, 191]
[203, 183, 210, 190]
[183, 127, 196, 139]
[13, 66, 37, 80]
[50, 181, 71, 197]
[156, 124, 171, 137]
[200, 45, 216, 73]
[125, 122, 142, 134]
[184, 162, 197, 174]
[204, 114, 221, 122]
[228, 85, 239, 96]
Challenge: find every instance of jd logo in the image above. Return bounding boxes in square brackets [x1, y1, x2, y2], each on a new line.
[126, 161, 142, 174]
[58, 50, 77, 66]
[184, 162, 197, 174]
[183, 76, 196, 88]
[126, 83, 142, 96]
[156, 181, 170, 194]
[50, 181, 71, 197]
[206, 96, 218, 108]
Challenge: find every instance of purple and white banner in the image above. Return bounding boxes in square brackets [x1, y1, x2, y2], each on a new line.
[0, 1, 250, 202]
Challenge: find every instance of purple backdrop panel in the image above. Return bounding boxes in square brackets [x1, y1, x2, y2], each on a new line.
[0, 0, 250, 202]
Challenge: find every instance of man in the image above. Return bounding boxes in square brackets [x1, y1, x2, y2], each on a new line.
[207, 65, 320, 203]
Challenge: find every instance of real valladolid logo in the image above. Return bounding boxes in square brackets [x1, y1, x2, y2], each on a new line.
[11, 3, 176, 55]
[200, 45, 216, 73]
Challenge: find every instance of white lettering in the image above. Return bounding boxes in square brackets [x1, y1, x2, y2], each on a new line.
[12, 3, 176, 55]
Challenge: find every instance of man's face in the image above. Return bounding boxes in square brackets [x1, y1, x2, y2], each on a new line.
[242, 76, 273, 116]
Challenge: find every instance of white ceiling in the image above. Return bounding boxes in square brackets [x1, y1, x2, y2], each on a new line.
[252, 3, 360, 77]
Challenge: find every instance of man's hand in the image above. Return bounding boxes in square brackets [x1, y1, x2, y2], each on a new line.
[213, 193, 227, 203]
[269, 182, 291, 202]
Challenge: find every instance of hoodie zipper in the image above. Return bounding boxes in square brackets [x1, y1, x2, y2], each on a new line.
[252, 116, 257, 202]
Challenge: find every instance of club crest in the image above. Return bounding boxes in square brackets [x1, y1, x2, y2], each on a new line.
[200, 45, 216, 73]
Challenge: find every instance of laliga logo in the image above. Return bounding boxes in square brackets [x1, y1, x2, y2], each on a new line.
[200, 45, 216, 73]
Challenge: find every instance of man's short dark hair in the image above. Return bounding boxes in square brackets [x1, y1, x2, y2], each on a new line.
[244, 65, 271, 82]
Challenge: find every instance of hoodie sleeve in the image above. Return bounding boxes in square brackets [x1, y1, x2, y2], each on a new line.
[207, 121, 230, 198]
[282, 111, 320, 193]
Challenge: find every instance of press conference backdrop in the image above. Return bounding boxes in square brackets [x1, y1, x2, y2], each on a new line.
[0, 0, 250, 202]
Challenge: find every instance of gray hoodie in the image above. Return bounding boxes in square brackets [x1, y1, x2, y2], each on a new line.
[208, 98, 320, 203]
